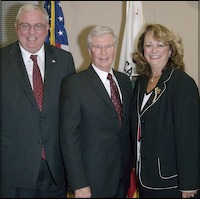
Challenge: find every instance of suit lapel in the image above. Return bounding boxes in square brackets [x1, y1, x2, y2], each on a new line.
[139, 67, 174, 116]
[42, 45, 57, 112]
[113, 71, 128, 116]
[87, 65, 115, 109]
[9, 42, 38, 110]
[138, 79, 161, 116]
[9, 42, 58, 113]
[138, 80, 147, 113]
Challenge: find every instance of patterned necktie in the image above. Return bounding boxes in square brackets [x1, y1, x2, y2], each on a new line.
[107, 73, 123, 124]
[30, 55, 44, 111]
[30, 55, 46, 160]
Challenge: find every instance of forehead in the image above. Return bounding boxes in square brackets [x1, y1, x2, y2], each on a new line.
[18, 10, 45, 22]
[145, 32, 154, 40]
[144, 32, 164, 43]
[92, 34, 114, 44]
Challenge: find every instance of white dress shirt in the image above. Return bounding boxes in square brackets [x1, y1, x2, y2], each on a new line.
[19, 43, 45, 89]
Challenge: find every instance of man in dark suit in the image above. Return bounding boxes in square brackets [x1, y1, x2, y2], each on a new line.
[60, 26, 133, 198]
[1, 4, 76, 198]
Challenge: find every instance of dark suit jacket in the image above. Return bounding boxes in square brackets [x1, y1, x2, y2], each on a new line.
[60, 65, 133, 197]
[1, 41, 76, 189]
[131, 65, 200, 191]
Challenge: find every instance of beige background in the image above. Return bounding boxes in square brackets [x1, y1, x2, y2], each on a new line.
[1, 1, 199, 87]
[60, 1, 199, 88]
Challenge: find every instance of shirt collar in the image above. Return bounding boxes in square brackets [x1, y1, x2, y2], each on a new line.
[92, 63, 114, 82]
[19, 43, 45, 63]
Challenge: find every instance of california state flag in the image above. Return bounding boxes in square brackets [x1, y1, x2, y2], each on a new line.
[118, 1, 145, 80]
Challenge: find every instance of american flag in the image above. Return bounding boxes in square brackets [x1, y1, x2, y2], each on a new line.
[44, 1, 69, 51]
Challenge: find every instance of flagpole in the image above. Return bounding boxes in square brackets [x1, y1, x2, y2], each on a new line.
[50, 1, 55, 46]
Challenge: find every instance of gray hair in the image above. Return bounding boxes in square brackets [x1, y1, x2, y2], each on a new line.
[16, 4, 49, 24]
[87, 26, 118, 49]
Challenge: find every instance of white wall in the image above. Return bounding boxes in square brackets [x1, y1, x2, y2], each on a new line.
[60, 1, 199, 87]
[1, 1, 199, 87]
[61, 1, 125, 72]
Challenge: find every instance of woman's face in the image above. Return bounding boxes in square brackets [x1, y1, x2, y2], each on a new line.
[143, 33, 172, 70]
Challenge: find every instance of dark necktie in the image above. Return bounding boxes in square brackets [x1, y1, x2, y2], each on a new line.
[30, 55, 44, 111]
[30, 55, 46, 160]
[107, 73, 123, 124]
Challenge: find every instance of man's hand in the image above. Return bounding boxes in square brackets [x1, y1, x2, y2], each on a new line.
[74, 186, 92, 198]
[182, 190, 197, 198]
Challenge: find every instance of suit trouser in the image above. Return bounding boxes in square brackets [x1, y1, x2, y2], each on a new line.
[2, 159, 66, 198]
[111, 177, 126, 198]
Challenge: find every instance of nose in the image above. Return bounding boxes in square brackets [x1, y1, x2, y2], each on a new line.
[100, 46, 107, 54]
[28, 26, 36, 34]
[152, 45, 157, 53]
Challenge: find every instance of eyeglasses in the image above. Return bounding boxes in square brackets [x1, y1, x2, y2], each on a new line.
[92, 44, 115, 53]
[17, 23, 46, 31]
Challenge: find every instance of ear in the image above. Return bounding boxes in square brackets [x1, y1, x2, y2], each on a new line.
[88, 48, 92, 57]
[168, 48, 172, 57]
[45, 23, 50, 30]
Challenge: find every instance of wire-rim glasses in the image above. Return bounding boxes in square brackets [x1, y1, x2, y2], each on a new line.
[16, 23, 46, 31]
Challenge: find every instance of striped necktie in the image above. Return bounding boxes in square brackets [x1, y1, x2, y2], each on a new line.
[30, 55, 46, 160]
[30, 55, 44, 111]
[107, 73, 123, 124]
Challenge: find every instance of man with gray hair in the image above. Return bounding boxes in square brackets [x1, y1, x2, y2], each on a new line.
[1, 3, 76, 197]
[60, 26, 133, 198]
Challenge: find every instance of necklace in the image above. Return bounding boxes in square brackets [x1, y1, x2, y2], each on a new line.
[149, 74, 162, 83]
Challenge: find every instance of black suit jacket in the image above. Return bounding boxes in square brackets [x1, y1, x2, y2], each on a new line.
[132, 66, 200, 191]
[60, 65, 133, 197]
[1, 41, 76, 189]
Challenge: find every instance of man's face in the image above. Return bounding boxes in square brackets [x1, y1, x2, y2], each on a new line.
[16, 9, 49, 53]
[88, 33, 116, 72]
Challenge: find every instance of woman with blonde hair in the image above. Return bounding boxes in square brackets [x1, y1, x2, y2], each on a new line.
[131, 24, 199, 198]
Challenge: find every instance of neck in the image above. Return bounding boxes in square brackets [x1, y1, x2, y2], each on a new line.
[149, 74, 162, 83]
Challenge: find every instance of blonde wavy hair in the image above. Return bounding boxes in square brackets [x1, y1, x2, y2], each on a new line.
[133, 24, 185, 77]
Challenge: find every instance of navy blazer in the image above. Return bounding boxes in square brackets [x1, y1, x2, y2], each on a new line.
[1, 41, 76, 189]
[132, 65, 200, 191]
[60, 65, 133, 197]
